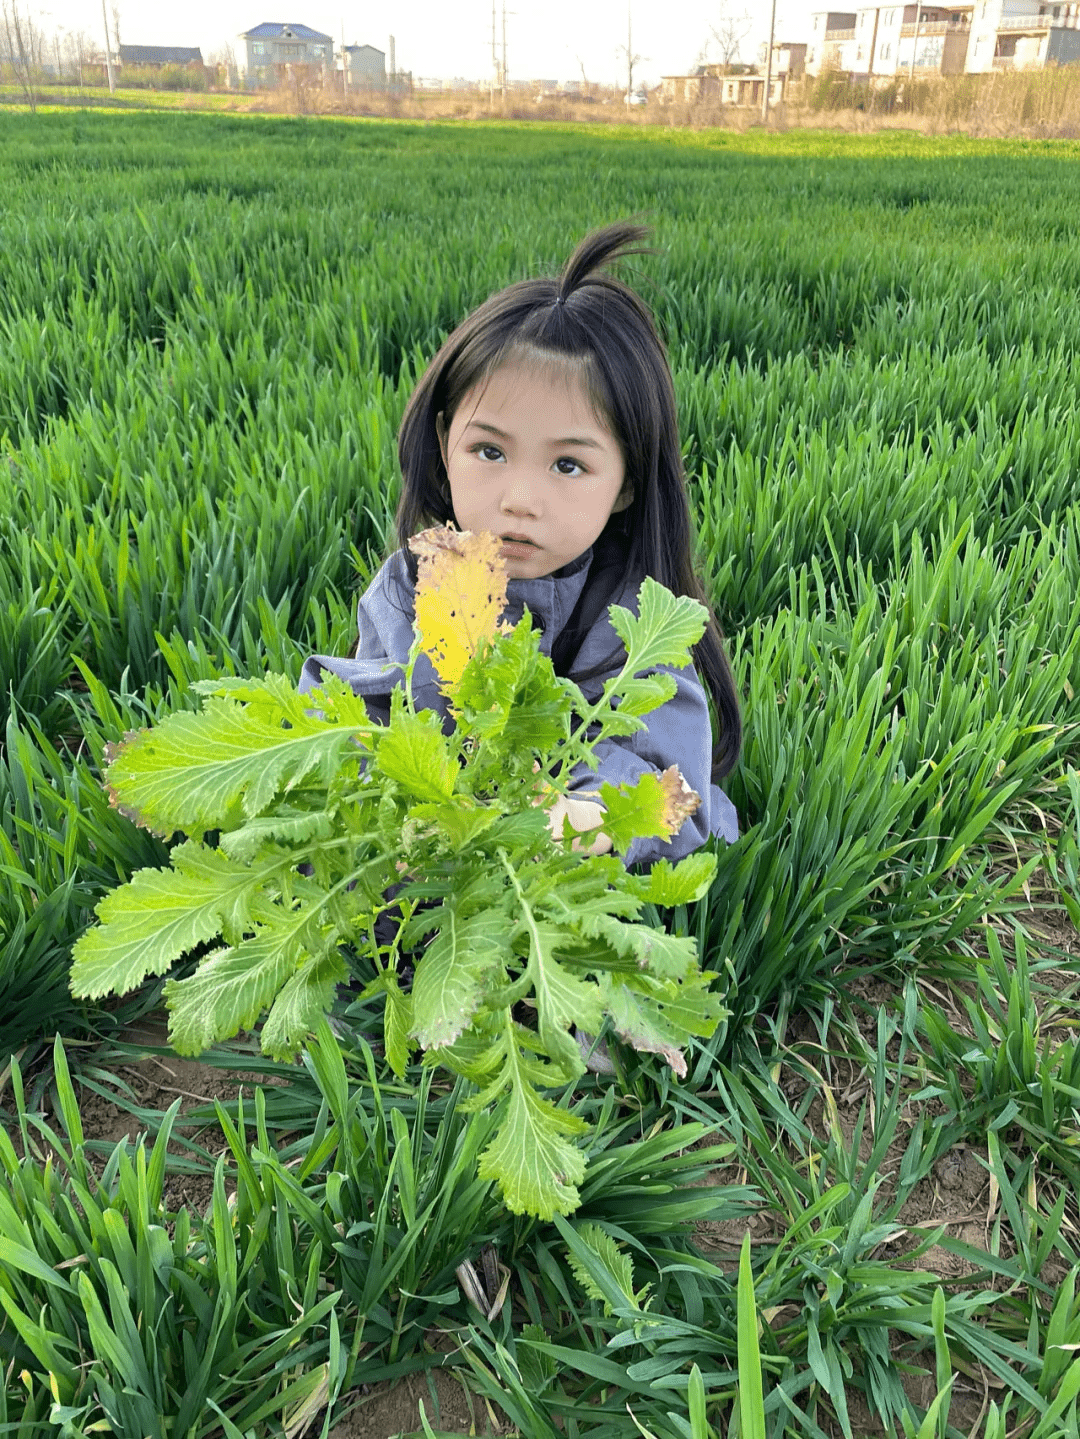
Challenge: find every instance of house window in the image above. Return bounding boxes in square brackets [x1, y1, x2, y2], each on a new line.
[857, 44, 864, 57]
[314, 44, 324, 55]
[882, 40, 892, 56]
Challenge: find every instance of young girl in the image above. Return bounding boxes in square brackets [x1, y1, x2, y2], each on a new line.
[300, 220, 741, 877]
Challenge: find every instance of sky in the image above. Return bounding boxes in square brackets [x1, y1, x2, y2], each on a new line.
[29, 0, 816, 87]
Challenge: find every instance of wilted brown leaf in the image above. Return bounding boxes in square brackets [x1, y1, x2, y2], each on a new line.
[656, 764, 701, 838]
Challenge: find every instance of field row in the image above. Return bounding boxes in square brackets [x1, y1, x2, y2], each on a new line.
[2, 113, 1080, 1437]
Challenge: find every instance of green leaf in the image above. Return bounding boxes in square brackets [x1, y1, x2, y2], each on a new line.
[606, 579, 709, 677]
[455, 615, 567, 753]
[383, 973, 417, 1078]
[597, 767, 702, 853]
[477, 1040, 590, 1218]
[219, 808, 333, 863]
[69, 841, 287, 1001]
[261, 949, 350, 1060]
[163, 921, 313, 1055]
[629, 852, 718, 907]
[405, 798, 501, 851]
[576, 908, 700, 980]
[411, 907, 507, 1048]
[104, 686, 371, 833]
[736, 1232, 766, 1439]
[600, 969, 728, 1078]
[610, 673, 678, 718]
[566, 1222, 642, 1316]
[374, 710, 459, 803]
[521, 921, 604, 1077]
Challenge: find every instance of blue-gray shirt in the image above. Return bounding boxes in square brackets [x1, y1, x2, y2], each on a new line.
[299, 542, 739, 870]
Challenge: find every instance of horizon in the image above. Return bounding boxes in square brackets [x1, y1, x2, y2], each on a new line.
[15, 1, 816, 90]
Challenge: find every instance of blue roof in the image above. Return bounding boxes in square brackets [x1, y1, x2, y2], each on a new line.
[240, 21, 333, 41]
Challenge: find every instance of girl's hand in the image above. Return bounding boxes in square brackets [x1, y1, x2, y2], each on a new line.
[530, 761, 614, 857]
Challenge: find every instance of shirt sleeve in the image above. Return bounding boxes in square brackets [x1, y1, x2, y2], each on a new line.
[564, 659, 738, 869]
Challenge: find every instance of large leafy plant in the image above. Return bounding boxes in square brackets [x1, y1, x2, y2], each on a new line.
[70, 526, 727, 1217]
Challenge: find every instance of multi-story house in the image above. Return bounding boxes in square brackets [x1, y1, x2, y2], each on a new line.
[806, 12, 858, 74]
[851, 6, 974, 75]
[342, 42, 385, 88]
[238, 22, 333, 86]
[966, 0, 1080, 71]
[810, 1, 1079, 75]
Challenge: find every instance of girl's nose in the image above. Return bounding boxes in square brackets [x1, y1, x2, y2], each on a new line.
[500, 467, 545, 507]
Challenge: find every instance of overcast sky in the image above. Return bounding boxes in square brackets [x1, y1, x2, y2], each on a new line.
[32, 1, 816, 86]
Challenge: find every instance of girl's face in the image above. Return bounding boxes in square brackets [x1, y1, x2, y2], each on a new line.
[438, 358, 632, 580]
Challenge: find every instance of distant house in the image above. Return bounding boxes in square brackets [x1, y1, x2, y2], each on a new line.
[660, 45, 804, 105]
[342, 42, 385, 87]
[239, 22, 333, 85]
[659, 69, 721, 103]
[805, 11, 857, 74]
[118, 44, 204, 67]
[805, 5, 1080, 80]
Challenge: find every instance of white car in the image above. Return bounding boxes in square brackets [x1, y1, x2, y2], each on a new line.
[624, 89, 647, 106]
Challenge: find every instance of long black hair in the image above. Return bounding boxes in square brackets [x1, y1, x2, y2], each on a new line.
[389, 221, 741, 783]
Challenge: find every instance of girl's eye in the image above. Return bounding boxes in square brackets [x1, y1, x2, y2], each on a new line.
[475, 444, 504, 462]
[554, 457, 585, 476]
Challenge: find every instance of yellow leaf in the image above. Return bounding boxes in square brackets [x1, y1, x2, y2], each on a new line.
[408, 525, 515, 695]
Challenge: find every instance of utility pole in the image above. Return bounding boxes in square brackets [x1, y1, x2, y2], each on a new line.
[389, 33, 395, 92]
[761, 0, 777, 122]
[491, 0, 497, 104]
[100, 0, 114, 90]
[626, 2, 632, 97]
[909, 1, 923, 79]
[341, 17, 347, 95]
[501, 1, 507, 102]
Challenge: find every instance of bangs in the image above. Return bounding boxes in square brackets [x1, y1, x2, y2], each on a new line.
[444, 338, 618, 442]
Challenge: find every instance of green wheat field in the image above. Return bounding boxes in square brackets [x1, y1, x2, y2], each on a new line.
[2, 111, 1080, 1438]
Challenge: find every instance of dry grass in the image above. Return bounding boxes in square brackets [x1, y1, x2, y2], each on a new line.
[9, 65, 1080, 138]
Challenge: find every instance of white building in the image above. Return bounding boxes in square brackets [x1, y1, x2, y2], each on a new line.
[341, 42, 385, 87]
[806, 11, 858, 74]
[237, 22, 333, 85]
[809, 2, 1080, 74]
[967, 0, 1080, 71]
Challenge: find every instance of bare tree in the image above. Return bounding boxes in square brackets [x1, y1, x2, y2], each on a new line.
[65, 27, 89, 88]
[708, 1, 753, 71]
[205, 40, 235, 86]
[615, 4, 646, 97]
[2, 0, 42, 111]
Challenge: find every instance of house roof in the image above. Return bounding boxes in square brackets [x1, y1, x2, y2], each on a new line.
[119, 44, 203, 64]
[343, 43, 384, 55]
[240, 21, 333, 42]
